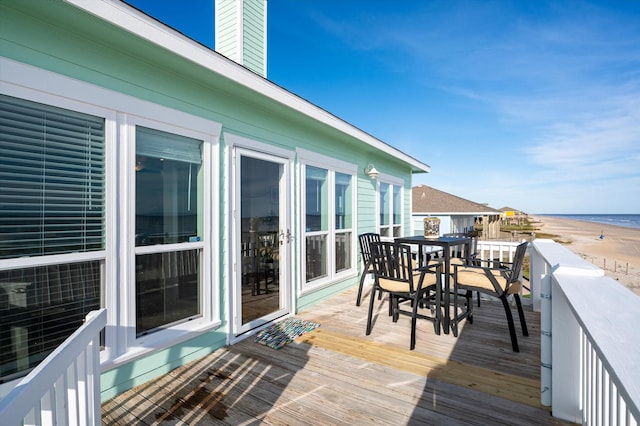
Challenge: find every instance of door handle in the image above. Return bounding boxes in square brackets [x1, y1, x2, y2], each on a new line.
[280, 229, 292, 244]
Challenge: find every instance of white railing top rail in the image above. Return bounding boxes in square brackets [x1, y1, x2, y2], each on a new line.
[531, 240, 640, 423]
[0, 308, 106, 425]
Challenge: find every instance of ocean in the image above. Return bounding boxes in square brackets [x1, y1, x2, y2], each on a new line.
[543, 214, 640, 230]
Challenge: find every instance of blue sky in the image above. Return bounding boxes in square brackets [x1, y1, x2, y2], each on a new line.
[126, 0, 640, 214]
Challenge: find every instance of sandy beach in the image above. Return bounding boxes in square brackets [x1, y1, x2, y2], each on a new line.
[531, 215, 640, 296]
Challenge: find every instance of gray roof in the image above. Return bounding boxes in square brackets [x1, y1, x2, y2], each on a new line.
[412, 185, 501, 215]
[499, 206, 525, 213]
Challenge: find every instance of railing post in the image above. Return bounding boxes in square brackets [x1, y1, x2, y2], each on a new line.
[529, 247, 542, 313]
[540, 270, 552, 407]
[551, 272, 582, 423]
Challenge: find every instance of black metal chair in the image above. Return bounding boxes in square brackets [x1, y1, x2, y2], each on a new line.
[445, 232, 482, 306]
[452, 241, 529, 352]
[366, 241, 442, 350]
[356, 233, 380, 306]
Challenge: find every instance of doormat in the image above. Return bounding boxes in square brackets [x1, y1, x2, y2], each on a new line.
[254, 318, 321, 350]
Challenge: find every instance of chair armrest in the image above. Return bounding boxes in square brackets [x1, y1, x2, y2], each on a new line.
[417, 258, 443, 273]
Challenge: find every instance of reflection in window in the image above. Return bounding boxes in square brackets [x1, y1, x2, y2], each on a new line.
[304, 165, 355, 285]
[135, 127, 202, 246]
[335, 173, 352, 272]
[393, 185, 402, 237]
[305, 166, 328, 232]
[0, 261, 101, 381]
[136, 250, 200, 335]
[379, 183, 390, 236]
[379, 182, 402, 237]
[135, 127, 203, 335]
[305, 166, 328, 281]
[0, 94, 105, 382]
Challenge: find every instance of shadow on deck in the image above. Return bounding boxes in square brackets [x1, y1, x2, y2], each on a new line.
[102, 286, 574, 425]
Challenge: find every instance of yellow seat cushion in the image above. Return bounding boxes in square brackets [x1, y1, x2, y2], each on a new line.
[456, 267, 520, 294]
[378, 272, 438, 293]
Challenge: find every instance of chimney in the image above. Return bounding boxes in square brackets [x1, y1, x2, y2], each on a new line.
[215, 0, 267, 78]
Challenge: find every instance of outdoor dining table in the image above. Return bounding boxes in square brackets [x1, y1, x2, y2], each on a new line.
[394, 235, 471, 334]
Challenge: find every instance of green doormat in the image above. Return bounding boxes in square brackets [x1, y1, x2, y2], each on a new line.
[254, 318, 321, 350]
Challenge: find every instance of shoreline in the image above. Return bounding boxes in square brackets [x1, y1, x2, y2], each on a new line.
[531, 215, 640, 295]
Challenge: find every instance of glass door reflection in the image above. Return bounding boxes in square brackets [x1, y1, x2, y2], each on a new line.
[239, 155, 283, 327]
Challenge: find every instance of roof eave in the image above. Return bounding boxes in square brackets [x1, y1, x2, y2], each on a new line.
[64, 0, 431, 174]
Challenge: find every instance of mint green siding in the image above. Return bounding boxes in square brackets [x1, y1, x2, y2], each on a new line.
[1, 0, 424, 401]
[216, 0, 240, 60]
[242, 0, 266, 76]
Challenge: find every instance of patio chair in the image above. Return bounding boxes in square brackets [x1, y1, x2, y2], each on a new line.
[445, 233, 482, 306]
[356, 233, 381, 306]
[366, 241, 442, 350]
[452, 241, 529, 352]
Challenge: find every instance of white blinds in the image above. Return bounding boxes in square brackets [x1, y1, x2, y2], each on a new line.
[0, 95, 105, 259]
[136, 126, 201, 164]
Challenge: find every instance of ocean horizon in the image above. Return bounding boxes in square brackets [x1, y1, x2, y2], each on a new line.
[540, 214, 640, 230]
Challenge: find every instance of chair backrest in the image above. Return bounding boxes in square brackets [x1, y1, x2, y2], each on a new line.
[358, 233, 381, 266]
[369, 241, 418, 292]
[507, 242, 528, 283]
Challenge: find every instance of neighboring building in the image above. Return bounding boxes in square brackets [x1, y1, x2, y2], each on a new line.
[0, 1, 430, 400]
[411, 185, 502, 238]
[499, 206, 528, 226]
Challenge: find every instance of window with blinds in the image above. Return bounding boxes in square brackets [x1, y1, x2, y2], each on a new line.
[0, 94, 105, 382]
[0, 94, 105, 260]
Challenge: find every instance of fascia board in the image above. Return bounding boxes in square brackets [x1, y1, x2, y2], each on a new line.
[64, 0, 430, 174]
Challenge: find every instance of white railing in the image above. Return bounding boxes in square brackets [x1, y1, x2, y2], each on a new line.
[530, 240, 640, 425]
[0, 309, 106, 426]
[475, 240, 532, 305]
[476, 240, 522, 264]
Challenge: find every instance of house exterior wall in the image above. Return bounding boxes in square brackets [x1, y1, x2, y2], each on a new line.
[0, 1, 422, 401]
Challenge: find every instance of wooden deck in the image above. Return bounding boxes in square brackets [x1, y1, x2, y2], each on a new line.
[102, 286, 574, 425]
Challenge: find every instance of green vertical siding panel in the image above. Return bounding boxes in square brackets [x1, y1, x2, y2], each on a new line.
[242, 0, 266, 76]
[216, 0, 239, 61]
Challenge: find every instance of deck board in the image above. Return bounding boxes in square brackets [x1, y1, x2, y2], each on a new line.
[102, 286, 573, 425]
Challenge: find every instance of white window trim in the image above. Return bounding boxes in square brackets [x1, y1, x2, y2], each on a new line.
[2, 58, 223, 368]
[124, 114, 216, 352]
[297, 149, 358, 294]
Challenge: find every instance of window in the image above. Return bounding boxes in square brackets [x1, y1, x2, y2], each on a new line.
[300, 150, 356, 289]
[379, 180, 403, 238]
[305, 166, 328, 281]
[135, 127, 203, 336]
[335, 172, 353, 272]
[0, 94, 104, 381]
